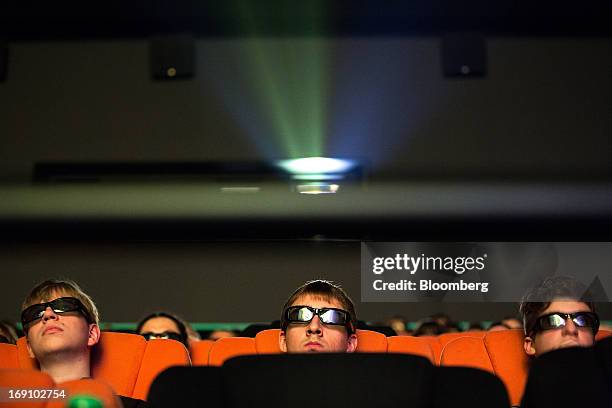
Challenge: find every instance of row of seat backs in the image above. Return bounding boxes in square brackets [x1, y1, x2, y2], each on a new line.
[0, 368, 121, 408]
[148, 354, 511, 408]
[2, 328, 608, 405]
[0, 332, 190, 401]
[194, 328, 612, 407]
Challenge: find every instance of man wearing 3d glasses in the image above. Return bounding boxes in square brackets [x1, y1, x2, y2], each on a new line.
[279, 280, 358, 353]
[520, 276, 600, 357]
[21, 279, 101, 383]
[20, 279, 147, 407]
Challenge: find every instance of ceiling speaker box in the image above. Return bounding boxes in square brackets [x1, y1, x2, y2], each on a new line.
[150, 34, 195, 80]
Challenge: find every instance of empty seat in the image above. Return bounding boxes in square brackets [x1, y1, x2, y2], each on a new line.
[0, 343, 20, 369]
[435, 331, 487, 364]
[130, 337, 192, 400]
[354, 329, 388, 352]
[403, 332, 486, 365]
[208, 337, 257, 367]
[438, 331, 486, 348]
[440, 329, 529, 407]
[190, 339, 215, 366]
[254, 329, 283, 354]
[386, 336, 435, 363]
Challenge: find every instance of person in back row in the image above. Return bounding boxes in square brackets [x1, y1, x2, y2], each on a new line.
[136, 312, 189, 349]
[279, 279, 358, 353]
[520, 276, 600, 357]
[0, 320, 19, 344]
[20, 278, 147, 407]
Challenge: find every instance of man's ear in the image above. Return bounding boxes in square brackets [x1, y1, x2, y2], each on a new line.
[346, 333, 358, 353]
[279, 330, 287, 353]
[524, 336, 536, 356]
[87, 324, 101, 347]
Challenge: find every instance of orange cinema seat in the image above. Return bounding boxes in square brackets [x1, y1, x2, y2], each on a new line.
[14, 332, 190, 401]
[254, 329, 283, 354]
[386, 336, 434, 363]
[0, 368, 54, 408]
[0, 343, 20, 369]
[595, 328, 611, 341]
[208, 337, 257, 366]
[355, 329, 388, 352]
[47, 378, 122, 408]
[190, 339, 215, 366]
[0, 368, 121, 408]
[440, 329, 528, 407]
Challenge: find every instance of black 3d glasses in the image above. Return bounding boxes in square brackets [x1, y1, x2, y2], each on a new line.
[141, 331, 184, 343]
[285, 306, 354, 332]
[534, 311, 599, 335]
[21, 297, 93, 328]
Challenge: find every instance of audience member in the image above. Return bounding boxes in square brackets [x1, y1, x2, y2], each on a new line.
[489, 316, 523, 332]
[501, 316, 522, 330]
[431, 312, 452, 328]
[520, 276, 599, 357]
[279, 280, 357, 353]
[207, 330, 237, 340]
[467, 322, 485, 331]
[444, 322, 461, 333]
[413, 319, 444, 336]
[488, 321, 511, 331]
[385, 316, 411, 336]
[0, 320, 18, 344]
[20, 278, 147, 407]
[136, 312, 189, 349]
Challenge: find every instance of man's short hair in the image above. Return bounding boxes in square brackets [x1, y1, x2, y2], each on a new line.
[280, 280, 357, 333]
[519, 276, 595, 338]
[21, 279, 100, 327]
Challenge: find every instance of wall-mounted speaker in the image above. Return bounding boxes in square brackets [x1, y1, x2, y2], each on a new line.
[442, 33, 487, 78]
[150, 34, 195, 80]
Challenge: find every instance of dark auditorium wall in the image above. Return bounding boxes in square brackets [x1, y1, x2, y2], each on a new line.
[2, 241, 525, 323]
[2, 242, 612, 323]
[0, 37, 611, 180]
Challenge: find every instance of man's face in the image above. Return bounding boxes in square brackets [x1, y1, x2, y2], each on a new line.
[524, 300, 595, 357]
[279, 294, 357, 353]
[25, 291, 100, 361]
